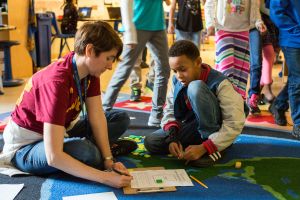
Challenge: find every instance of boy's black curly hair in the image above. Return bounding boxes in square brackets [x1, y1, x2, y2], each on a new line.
[168, 40, 200, 61]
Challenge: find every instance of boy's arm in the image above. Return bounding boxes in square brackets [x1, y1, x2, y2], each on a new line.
[120, 0, 137, 45]
[270, 0, 300, 37]
[206, 79, 245, 151]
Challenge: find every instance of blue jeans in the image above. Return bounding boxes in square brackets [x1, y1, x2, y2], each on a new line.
[11, 110, 130, 175]
[175, 29, 201, 49]
[276, 47, 300, 126]
[248, 28, 262, 97]
[144, 81, 221, 154]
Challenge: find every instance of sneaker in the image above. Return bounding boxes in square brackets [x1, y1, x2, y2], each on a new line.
[189, 151, 224, 167]
[247, 94, 261, 115]
[268, 101, 287, 126]
[292, 125, 300, 140]
[0, 90, 4, 95]
[145, 80, 154, 92]
[111, 139, 138, 157]
[130, 88, 141, 102]
[147, 115, 161, 127]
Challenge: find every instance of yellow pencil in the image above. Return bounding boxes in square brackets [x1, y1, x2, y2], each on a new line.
[190, 175, 208, 189]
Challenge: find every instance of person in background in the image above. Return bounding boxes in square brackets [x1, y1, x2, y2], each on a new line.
[102, 0, 171, 127]
[247, 1, 267, 114]
[205, 0, 264, 99]
[168, 0, 203, 49]
[61, 0, 78, 34]
[1, 21, 135, 188]
[270, 0, 300, 138]
[145, 40, 245, 167]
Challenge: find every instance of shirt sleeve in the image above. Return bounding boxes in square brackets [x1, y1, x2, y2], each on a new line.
[204, 0, 216, 28]
[208, 79, 246, 151]
[270, 0, 300, 37]
[87, 76, 101, 97]
[35, 81, 69, 126]
[121, 0, 137, 45]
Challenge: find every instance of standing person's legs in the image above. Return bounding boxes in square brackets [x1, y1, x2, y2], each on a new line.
[269, 84, 288, 126]
[261, 44, 276, 101]
[175, 29, 201, 50]
[102, 30, 150, 111]
[146, 31, 170, 126]
[191, 31, 201, 50]
[129, 53, 143, 90]
[282, 47, 300, 137]
[232, 31, 250, 99]
[129, 53, 143, 101]
[247, 29, 262, 113]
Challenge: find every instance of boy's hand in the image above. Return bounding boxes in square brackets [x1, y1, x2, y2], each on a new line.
[169, 142, 184, 159]
[183, 144, 206, 161]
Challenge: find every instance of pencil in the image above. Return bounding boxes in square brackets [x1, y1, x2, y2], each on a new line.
[190, 175, 208, 189]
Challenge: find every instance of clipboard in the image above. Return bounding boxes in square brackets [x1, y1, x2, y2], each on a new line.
[123, 167, 177, 194]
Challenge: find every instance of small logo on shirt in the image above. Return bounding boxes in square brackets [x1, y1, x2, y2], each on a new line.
[226, 0, 245, 15]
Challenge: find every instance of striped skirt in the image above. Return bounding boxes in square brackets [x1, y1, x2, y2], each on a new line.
[215, 30, 250, 99]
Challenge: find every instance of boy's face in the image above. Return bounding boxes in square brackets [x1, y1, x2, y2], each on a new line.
[87, 48, 118, 77]
[169, 55, 201, 87]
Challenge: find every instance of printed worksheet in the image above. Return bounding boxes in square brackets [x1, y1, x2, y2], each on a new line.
[130, 169, 193, 188]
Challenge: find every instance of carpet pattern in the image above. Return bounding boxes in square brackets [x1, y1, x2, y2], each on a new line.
[1, 134, 299, 200]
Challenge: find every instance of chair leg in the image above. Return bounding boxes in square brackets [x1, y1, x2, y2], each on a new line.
[65, 39, 71, 51]
[58, 38, 64, 58]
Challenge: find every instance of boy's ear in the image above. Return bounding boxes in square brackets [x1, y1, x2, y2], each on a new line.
[85, 44, 94, 57]
[196, 56, 202, 66]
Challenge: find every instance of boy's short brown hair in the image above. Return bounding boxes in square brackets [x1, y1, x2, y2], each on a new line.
[74, 21, 123, 59]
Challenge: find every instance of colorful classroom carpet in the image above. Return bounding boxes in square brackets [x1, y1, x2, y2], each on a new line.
[1, 104, 300, 199]
[1, 134, 299, 200]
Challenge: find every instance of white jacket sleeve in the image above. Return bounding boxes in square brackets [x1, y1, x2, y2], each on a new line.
[204, 0, 216, 28]
[250, 0, 264, 29]
[208, 79, 245, 151]
[120, 0, 137, 45]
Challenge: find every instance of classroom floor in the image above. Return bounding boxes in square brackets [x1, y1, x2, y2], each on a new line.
[0, 35, 287, 116]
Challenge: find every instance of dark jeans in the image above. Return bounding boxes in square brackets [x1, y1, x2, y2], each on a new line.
[275, 47, 300, 126]
[248, 28, 263, 97]
[144, 81, 221, 154]
[11, 110, 130, 175]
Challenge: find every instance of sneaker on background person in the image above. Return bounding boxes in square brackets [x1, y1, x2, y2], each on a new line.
[130, 88, 141, 102]
[247, 94, 261, 115]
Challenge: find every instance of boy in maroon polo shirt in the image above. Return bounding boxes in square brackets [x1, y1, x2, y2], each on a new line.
[2, 21, 134, 188]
